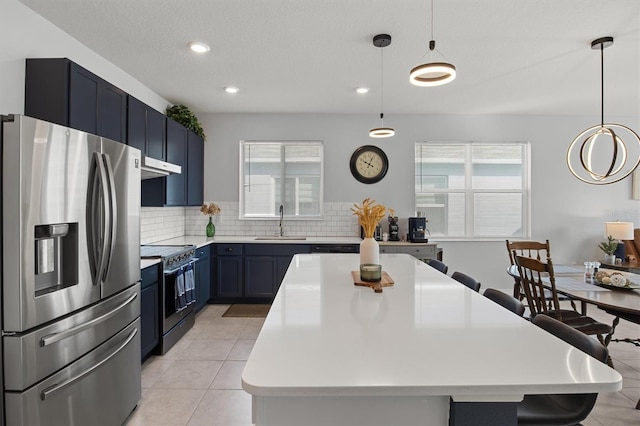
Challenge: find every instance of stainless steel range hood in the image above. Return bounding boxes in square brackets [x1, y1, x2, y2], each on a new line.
[141, 156, 181, 179]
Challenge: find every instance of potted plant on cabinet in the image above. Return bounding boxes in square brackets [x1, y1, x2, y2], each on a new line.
[598, 235, 618, 264]
[166, 104, 206, 140]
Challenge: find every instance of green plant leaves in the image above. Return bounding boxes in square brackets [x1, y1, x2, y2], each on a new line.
[166, 104, 206, 140]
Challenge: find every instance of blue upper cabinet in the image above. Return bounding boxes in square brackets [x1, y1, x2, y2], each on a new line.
[165, 118, 188, 206]
[127, 96, 166, 160]
[25, 58, 126, 143]
[186, 130, 204, 206]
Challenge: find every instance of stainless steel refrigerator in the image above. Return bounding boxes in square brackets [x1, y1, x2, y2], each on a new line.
[0, 114, 142, 425]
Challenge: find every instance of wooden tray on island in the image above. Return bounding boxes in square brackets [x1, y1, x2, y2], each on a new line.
[351, 271, 394, 293]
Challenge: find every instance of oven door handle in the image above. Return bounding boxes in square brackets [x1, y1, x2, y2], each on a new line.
[40, 327, 138, 400]
[40, 292, 138, 347]
[162, 258, 198, 275]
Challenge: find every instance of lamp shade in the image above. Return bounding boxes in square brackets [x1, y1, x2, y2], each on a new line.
[604, 221, 634, 240]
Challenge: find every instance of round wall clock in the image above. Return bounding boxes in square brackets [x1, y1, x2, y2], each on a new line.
[349, 145, 389, 184]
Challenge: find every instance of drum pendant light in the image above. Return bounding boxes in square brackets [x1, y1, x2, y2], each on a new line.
[567, 37, 640, 184]
[369, 34, 394, 138]
[409, 0, 456, 87]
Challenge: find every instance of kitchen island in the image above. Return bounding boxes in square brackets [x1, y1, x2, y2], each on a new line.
[241, 253, 622, 426]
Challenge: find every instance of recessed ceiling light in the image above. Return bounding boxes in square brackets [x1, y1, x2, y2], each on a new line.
[356, 87, 369, 94]
[225, 86, 239, 94]
[188, 41, 210, 54]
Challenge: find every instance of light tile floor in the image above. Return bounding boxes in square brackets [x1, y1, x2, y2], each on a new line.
[126, 303, 640, 426]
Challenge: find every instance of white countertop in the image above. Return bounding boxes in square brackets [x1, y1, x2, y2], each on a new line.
[242, 253, 622, 399]
[140, 258, 161, 269]
[147, 235, 437, 247]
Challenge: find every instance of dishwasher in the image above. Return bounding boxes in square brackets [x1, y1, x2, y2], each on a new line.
[311, 244, 359, 253]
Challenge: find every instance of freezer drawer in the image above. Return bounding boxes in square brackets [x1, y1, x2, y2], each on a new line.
[3, 284, 140, 391]
[4, 318, 141, 426]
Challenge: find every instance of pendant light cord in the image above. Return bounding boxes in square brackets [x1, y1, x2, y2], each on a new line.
[380, 46, 384, 123]
[430, 0, 434, 41]
[600, 42, 604, 127]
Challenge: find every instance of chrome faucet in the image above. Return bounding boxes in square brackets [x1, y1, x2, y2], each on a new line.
[279, 204, 284, 236]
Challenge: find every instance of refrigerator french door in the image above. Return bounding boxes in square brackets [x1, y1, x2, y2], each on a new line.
[1, 114, 142, 425]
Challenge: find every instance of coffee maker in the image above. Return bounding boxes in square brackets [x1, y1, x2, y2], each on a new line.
[360, 224, 383, 241]
[408, 216, 428, 243]
[387, 216, 400, 241]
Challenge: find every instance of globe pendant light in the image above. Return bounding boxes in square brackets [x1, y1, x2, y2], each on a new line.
[369, 34, 394, 138]
[567, 36, 640, 185]
[409, 0, 456, 87]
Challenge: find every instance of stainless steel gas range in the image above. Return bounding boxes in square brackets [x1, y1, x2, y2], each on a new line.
[141, 245, 197, 354]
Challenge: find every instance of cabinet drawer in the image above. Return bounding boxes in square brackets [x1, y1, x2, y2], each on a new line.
[196, 245, 211, 259]
[245, 244, 310, 257]
[216, 244, 243, 256]
[379, 246, 400, 254]
[399, 246, 436, 258]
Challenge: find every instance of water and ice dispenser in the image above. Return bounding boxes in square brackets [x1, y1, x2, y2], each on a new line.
[34, 223, 78, 295]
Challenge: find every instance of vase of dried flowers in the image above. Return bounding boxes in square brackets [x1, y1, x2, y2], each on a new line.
[206, 217, 215, 238]
[201, 202, 221, 238]
[351, 198, 387, 265]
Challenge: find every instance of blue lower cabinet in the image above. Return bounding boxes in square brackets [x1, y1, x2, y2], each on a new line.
[216, 244, 244, 299]
[194, 245, 211, 312]
[245, 257, 277, 298]
[140, 264, 160, 361]
[212, 243, 311, 302]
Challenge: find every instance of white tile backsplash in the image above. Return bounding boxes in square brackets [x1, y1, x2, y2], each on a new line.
[141, 207, 186, 244]
[142, 202, 361, 243]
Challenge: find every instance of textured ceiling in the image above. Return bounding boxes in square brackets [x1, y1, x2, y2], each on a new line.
[19, 0, 640, 117]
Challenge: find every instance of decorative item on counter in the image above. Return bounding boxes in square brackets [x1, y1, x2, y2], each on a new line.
[598, 235, 618, 264]
[387, 209, 400, 241]
[360, 264, 382, 282]
[200, 202, 221, 237]
[351, 198, 387, 266]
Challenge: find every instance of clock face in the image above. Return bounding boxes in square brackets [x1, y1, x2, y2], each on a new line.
[350, 145, 389, 184]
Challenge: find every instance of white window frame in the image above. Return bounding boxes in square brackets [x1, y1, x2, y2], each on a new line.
[415, 141, 531, 240]
[239, 140, 324, 219]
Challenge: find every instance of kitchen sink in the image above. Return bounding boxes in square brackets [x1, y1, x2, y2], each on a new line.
[254, 236, 307, 240]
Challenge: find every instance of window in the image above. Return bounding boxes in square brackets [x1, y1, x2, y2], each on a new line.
[415, 142, 530, 238]
[240, 141, 323, 219]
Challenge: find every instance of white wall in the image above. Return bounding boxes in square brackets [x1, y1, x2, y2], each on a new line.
[2, 0, 639, 291]
[200, 112, 640, 290]
[0, 0, 168, 115]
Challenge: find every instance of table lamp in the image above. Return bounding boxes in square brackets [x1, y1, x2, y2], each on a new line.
[604, 221, 634, 261]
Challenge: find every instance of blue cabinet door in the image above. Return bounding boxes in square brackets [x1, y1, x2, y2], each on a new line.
[194, 246, 211, 312]
[245, 257, 276, 298]
[140, 264, 160, 361]
[187, 130, 204, 206]
[165, 119, 187, 206]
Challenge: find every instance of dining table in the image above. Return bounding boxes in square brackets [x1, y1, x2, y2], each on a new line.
[242, 254, 621, 426]
[548, 265, 640, 346]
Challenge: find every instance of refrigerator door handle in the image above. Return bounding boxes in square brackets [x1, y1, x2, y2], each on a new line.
[39, 327, 138, 401]
[101, 153, 118, 282]
[39, 292, 138, 347]
[91, 152, 111, 285]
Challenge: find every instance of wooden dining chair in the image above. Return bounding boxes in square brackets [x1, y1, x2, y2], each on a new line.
[483, 288, 525, 316]
[518, 314, 609, 425]
[426, 258, 448, 274]
[505, 240, 552, 299]
[513, 255, 612, 345]
[451, 271, 481, 292]
[506, 239, 577, 312]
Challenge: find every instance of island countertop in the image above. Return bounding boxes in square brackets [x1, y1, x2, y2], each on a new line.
[241, 253, 621, 425]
